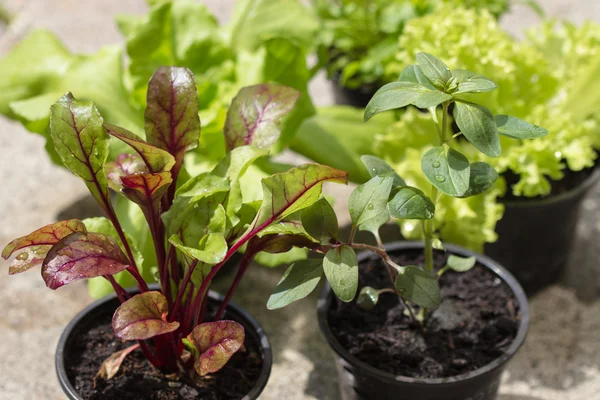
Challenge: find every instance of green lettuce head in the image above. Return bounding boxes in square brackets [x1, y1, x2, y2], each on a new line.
[377, 7, 600, 250]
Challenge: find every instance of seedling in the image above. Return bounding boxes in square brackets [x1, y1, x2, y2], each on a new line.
[265, 53, 547, 326]
[2, 66, 349, 379]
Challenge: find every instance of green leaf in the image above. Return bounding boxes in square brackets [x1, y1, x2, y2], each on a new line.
[395, 266, 440, 309]
[416, 53, 452, 89]
[421, 146, 470, 197]
[453, 101, 500, 158]
[169, 234, 227, 265]
[227, 0, 318, 52]
[179, 199, 227, 248]
[113, 291, 180, 340]
[301, 198, 339, 244]
[364, 81, 451, 121]
[323, 245, 358, 302]
[224, 83, 300, 152]
[212, 146, 268, 182]
[398, 65, 436, 90]
[0, 30, 72, 116]
[388, 186, 435, 220]
[187, 321, 245, 376]
[349, 175, 394, 234]
[49, 93, 112, 213]
[266, 259, 323, 309]
[291, 106, 392, 183]
[145, 66, 201, 168]
[356, 286, 379, 311]
[451, 69, 497, 94]
[250, 164, 348, 232]
[459, 162, 499, 198]
[360, 155, 406, 188]
[495, 115, 549, 139]
[446, 255, 476, 272]
[118, 0, 229, 106]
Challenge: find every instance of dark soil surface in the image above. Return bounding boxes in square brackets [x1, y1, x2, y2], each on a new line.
[328, 250, 521, 379]
[65, 305, 263, 400]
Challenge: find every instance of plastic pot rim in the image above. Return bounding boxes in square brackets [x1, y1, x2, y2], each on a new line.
[55, 286, 272, 400]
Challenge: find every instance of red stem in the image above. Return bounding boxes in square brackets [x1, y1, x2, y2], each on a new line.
[170, 259, 198, 322]
[213, 252, 253, 321]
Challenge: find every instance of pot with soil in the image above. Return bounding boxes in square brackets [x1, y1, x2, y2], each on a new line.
[485, 165, 600, 293]
[318, 241, 529, 400]
[330, 71, 379, 109]
[56, 286, 272, 400]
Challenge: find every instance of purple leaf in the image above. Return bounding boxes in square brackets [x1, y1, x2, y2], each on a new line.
[105, 154, 148, 192]
[105, 124, 175, 173]
[144, 67, 200, 172]
[112, 291, 180, 340]
[42, 232, 130, 289]
[2, 220, 87, 274]
[187, 320, 245, 376]
[224, 83, 301, 152]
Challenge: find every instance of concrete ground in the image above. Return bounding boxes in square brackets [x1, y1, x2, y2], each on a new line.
[0, 1, 599, 399]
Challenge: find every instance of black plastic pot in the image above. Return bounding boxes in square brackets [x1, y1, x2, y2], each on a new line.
[317, 241, 529, 400]
[56, 286, 272, 400]
[330, 72, 378, 108]
[485, 167, 600, 294]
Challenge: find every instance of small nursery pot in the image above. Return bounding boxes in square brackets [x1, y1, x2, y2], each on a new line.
[56, 286, 272, 400]
[485, 166, 600, 294]
[330, 71, 378, 108]
[317, 241, 529, 400]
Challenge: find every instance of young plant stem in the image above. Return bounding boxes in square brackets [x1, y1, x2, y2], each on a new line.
[170, 259, 199, 323]
[350, 242, 402, 271]
[214, 252, 254, 321]
[105, 275, 129, 303]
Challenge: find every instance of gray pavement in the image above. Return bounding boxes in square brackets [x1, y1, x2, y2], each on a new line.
[1, 1, 600, 399]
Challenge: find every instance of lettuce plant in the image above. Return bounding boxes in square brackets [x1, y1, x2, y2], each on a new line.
[313, 0, 524, 91]
[296, 6, 597, 251]
[2, 66, 349, 378]
[267, 53, 546, 325]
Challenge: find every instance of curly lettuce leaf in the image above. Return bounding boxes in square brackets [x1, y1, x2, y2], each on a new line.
[0, 31, 142, 164]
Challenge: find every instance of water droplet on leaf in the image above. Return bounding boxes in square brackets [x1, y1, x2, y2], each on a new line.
[432, 161, 441, 168]
[16, 252, 28, 261]
[435, 175, 446, 182]
[367, 203, 374, 210]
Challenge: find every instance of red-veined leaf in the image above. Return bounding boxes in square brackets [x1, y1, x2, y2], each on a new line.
[224, 83, 300, 152]
[7, 245, 51, 275]
[105, 124, 175, 173]
[144, 67, 200, 170]
[49, 93, 112, 214]
[250, 164, 348, 233]
[121, 172, 173, 208]
[2, 219, 87, 259]
[187, 321, 245, 376]
[105, 153, 148, 191]
[42, 232, 130, 289]
[112, 291, 180, 340]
